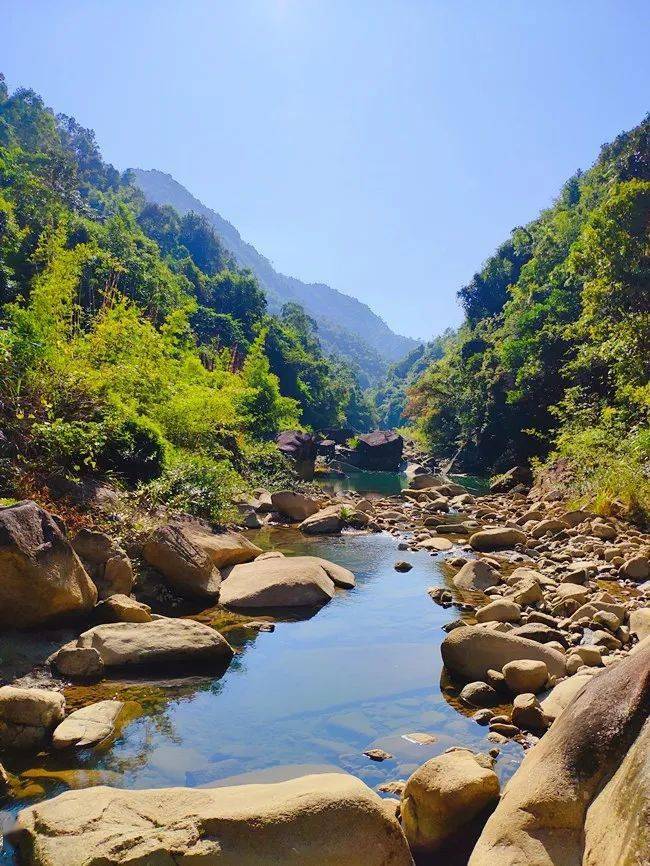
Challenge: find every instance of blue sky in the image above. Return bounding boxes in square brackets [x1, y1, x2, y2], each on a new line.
[3, 1, 649, 339]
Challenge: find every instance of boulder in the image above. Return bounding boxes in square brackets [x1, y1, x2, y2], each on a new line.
[276, 430, 318, 463]
[94, 594, 153, 623]
[505, 575, 543, 606]
[417, 537, 453, 552]
[469, 641, 650, 866]
[71, 529, 133, 599]
[460, 682, 500, 708]
[489, 465, 533, 493]
[0, 686, 65, 751]
[353, 430, 404, 471]
[409, 474, 446, 490]
[0, 501, 97, 627]
[220, 556, 354, 608]
[531, 518, 569, 538]
[441, 627, 565, 682]
[401, 750, 499, 853]
[52, 700, 127, 749]
[511, 623, 568, 647]
[453, 560, 500, 592]
[511, 693, 548, 733]
[621, 555, 650, 581]
[299, 505, 343, 535]
[475, 600, 521, 624]
[469, 527, 527, 551]
[12, 772, 414, 866]
[271, 491, 320, 521]
[50, 645, 104, 679]
[50, 618, 233, 675]
[630, 608, 650, 642]
[502, 659, 548, 694]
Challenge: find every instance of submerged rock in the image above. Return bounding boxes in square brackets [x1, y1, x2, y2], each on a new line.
[12, 772, 414, 866]
[0, 500, 97, 628]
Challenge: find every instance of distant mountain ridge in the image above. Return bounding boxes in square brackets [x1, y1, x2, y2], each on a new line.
[131, 169, 417, 383]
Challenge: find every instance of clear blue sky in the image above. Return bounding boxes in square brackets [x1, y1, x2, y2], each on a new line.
[3, 1, 649, 340]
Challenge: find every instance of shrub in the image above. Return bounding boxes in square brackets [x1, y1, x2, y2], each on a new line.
[97, 415, 166, 483]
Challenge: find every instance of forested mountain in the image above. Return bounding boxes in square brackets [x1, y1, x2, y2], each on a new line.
[132, 168, 417, 383]
[408, 116, 649, 518]
[0, 77, 375, 521]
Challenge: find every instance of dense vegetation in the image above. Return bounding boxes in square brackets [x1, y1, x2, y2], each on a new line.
[407, 117, 649, 519]
[0, 77, 374, 520]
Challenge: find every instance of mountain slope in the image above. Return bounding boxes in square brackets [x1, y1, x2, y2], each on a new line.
[131, 168, 417, 382]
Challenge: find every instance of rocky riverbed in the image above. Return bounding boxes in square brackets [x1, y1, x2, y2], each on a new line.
[0, 457, 648, 865]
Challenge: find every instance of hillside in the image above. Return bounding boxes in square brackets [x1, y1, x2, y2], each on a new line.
[131, 168, 417, 382]
[408, 115, 649, 518]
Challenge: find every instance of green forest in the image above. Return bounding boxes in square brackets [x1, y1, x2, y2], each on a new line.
[406, 116, 649, 519]
[0, 77, 375, 521]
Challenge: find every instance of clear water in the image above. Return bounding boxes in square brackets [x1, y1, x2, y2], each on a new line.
[1, 474, 513, 863]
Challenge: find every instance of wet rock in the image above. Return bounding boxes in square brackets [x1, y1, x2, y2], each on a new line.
[71, 529, 133, 599]
[441, 627, 565, 682]
[271, 491, 320, 521]
[0, 500, 97, 628]
[394, 561, 413, 572]
[453, 560, 500, 592]
[50, 618, 233, 675]
[0, 686, 65, 751]
[220, 556, 354, 609]
[12, 773, 414, 866]
[460, 682, 499, 708]
[401, 750, 499, 854]
[469, 527, 527, 551]
[52, 700, 126, 749]
[502, 660, 548, 694]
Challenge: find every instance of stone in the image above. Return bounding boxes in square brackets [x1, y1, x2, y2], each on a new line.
[271, 491, 320, 521]
[220, 556, 354, 608]
[591, 610, 621, 631]
[540, 674, 592, 721]
[460, 682, 499, 708]
[468, 640, 650, 866]
[489, 466, 533, 493]
[511, 623, 568, 647]
[353, 431, 404, 471]
[441, 627, 565, 682]
[567, 600, 626, 624]
[502, 659, 548, 694]
[453, 560, 500, 592]
[50, 618, 233, 675]
[71, 529, 133, 599]
[0, 500, 97, 627]
[401, 750, 499, 853]
[630, 607, 650, 642]
[469, 527, 527, 551]
[505, 575, 543, 606]
[394, 561, 413, 572]
[298, 505, 343, 535]
[555, 583, 590, 606]
[417, 537, 453, 552]
[12, 772, 414, 866]
[52, 700, 126, 749]
[276, 431, 318, 478]
[511, 693, 548, 733]
[620, 555, 650, 581]
[591, 521, 617, 540]
[94, 594, 153, 623]
[0, 686, 65, 751]
[364, 749, 393, 761]
[475, 599, 521, 624]
[50, 645, 104, 679]
[142, 524, 220, 599]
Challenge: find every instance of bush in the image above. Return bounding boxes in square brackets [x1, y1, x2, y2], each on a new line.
[97, 415, 166, 483]
[141, 451, 240, 524]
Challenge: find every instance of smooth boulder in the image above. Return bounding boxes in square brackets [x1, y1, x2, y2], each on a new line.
[0, 501, 97, 627]
[469, 527, 527, 551]
[0, 686, 65, 751]
[52, 700, 127, 749]
[299, 505, 343, 535]
[401, 750, 499, 853]
[271, 491, 320, 521]
[453, 560, 500, 592]
[441, 626, 565, 682]
[13, 773, 414, 866]
[220, 556, 354, 608]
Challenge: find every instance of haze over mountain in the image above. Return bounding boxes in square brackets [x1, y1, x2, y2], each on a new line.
[132, 168, 418, 384]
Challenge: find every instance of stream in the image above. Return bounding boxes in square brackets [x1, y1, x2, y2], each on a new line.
[1, 469, 517, 863]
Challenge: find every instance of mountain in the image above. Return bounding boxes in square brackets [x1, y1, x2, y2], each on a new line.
[131, 169, 417, 383]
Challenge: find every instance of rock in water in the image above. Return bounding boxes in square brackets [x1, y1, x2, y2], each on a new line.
[453, 560, 501, 592]
[469, 527, 527, 551]
[354, 430, 404, 471]
[12, 773, 414, 866]
[441, 626, 565, 681]
[220, 556, 354, 608]
[50, 618, 233, 676]
[0, 686, 65, 751]
[52, 700, 127, 749]
[271, 491, 320, 521]
[299, 505, 343, 535]
[0, 500, 97, 627]
[468, 640, 650, 866]
[401, 750, 499, 853]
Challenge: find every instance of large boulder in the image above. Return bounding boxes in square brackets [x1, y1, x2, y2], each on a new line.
[52, 700, 127, 749]
[143, 524, 261, 599]
[220, 556, 354, 609]
[50, 618, 233, 676]
[271, 491, 320, 521]
[353, 431, 404, 471]
[0, 501, 97, 627]
[441, 627, 566, 682]
[469, 527, 527, 551]
[453, 560, 500, 592]
[401, 750, 499, 853]
[276, 431, 318, 480]
[469, 640, 650, 866]
[0, 686, 65, 751]
[71, 529, 133, 599]
[12, 773, 414, 866]
[299, 505, 343, 535]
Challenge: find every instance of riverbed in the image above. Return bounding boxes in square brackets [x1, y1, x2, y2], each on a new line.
[1, 472, 518, 863]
